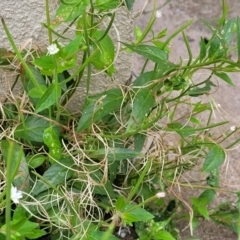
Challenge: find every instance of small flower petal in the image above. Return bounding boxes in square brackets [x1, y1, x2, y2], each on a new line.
[11, 185, 23, 204]
[230, 125, 236, 131]
[156, 192, 166, 198]
[47, 44, 59, 55]
[117, 227, 130, 238]
[156, 10, 162, 18]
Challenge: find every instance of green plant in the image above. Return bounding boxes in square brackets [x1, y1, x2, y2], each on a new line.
[0, 0, 240, 239]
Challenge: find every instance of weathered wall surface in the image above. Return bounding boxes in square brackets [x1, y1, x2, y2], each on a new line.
[0, 1, 132, 111]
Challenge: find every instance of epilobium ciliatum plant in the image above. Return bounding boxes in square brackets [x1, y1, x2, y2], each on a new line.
[0, 0, 240, 239]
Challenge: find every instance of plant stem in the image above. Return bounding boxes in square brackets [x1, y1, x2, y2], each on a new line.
[101, 222, 115, 240]
[182, 30, 192, 71]
[45, 0, 52, 44]
[136, 1, 157, 44]
[220, 0, 228, 27]
[1, 18, 41, 91]
[162, 20, 193, 49]
[237, 192, 240, 240]
[169, 181, 237, 193]
[126, 160, 152, 205]
[226, 136, 240, 149]
[97, 13, 115, 43]
[83, 10, 91, 95]
[42, 23, 72, 40]
[125, 195, 157, 213]
[5, 147, 13, 240]
[4, 140, 23, 240]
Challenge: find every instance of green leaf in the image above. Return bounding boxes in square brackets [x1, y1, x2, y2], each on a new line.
[155, 60, 177, 78]
[33, 37, 82, 75]
[221, 18, 236, 46]
[91, 148, 142, 162]
[124, 0, 135, 10]
[22, 65, 46, 93]
[208, 36, 225, 59]
[207, 169, 219, 188]
[213, 71, 234, 86]
[20, 66, 46, 105]
[43, 127, 61, 149]
[95, 0, 119, 10]
[17, 220, 46, 239]
[133, 71, 156, 86]
[152, 40, 170, 53]
[115, 196, 126, 211]
[155, 230, 175, 240]
[34, 53, 77, 75]
[3, 217, 26, 230]
[211, 204, 239, 233]
[77, 88, 123, 132]
[237, 17, 240, 63]
[0, 218, 27, 238]
[199, 37, 207, 62]
[190, 116, 201, 125]
[52, 1, 89, 26]
[167, 123, 195, 137]
[33, 55, 55, 75]
[134, 25, 143, 42]
[193, 101, 212, 113]
[135, 219, 175, 240]
[192, 200, 209, 219]
[122, 43, 168, 62]
[14, 154, 29, 192]
[188, 80, 216, 96]
[200, 18, 215, 32]
[0, 47, 15, 65]
[164, 75, 187, 91]
[155, 28, 167, 39]
[90, 30, 115, 76]
[127, 88, 155, 132]
[61, 35, 83, 58]
[202, 145, 225, 172]
[11, 207, 46, 239]
[32, 158, 74, 196]
[2, 140, 30, 192]
[88, 230, 119, 240]
[26, 155, 45, 169]
[51, 227, 72, 240]
[134, 133, 146, 152]
[191, 190, 215, 219]
[28, 85, 47, 99]
[2, 104, 18, 120]
[14, 115, 52, 143]
[13, 206, 26, 220]
[90, 170, 116, 197]
[36, 83, 61, 113]
[122, 204, 154, 225]
[0, 233, 5, 239]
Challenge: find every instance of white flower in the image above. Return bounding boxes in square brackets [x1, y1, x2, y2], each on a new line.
[217, 104, 221, 108]
[117, 227, 130, 238]
[156, 10, 162, 18]
[230, 125, 236, 131]
[156, 192, 166, 198]
[11, 185, 23, 204]
[47, 44, 59, 55]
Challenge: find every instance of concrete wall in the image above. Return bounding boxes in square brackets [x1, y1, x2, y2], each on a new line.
[0, 1, 132, 111]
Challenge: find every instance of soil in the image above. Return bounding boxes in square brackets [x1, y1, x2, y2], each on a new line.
[132, 1, 240, 239]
